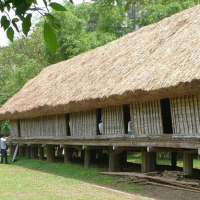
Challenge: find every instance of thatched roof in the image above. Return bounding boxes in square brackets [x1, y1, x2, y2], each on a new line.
[1, 5, 200, 120]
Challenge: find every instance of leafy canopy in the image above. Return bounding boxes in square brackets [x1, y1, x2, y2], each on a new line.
[0, 0, 125, 54]
[0, 0, 67, 54]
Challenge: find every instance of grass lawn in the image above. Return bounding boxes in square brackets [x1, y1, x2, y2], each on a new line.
[2, 152, 200, 200]
[0, 156, 144, 200]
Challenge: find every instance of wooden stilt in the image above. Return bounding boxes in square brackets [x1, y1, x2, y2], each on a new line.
[64, 147, 70, 163]
[9, 145, 15, 156]
[109, 147, 122, 172]
[47, 146, 55, 161]
[141, 151, 156, 173]
[171, 152, 177, 169]
[84, 149, 91, 168]
[183, 152, 193, 175]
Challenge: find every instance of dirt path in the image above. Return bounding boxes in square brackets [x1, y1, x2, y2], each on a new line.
[129, 184, 200, 200]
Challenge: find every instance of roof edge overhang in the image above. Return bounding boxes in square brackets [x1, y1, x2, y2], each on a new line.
[1, 80, 200, 121]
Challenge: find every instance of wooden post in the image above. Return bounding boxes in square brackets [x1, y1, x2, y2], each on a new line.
[109, 147, 122, 172]
[84, 149, 91, 168]
[47, 146, 55, 161]
[39, 147, 44, 160]
[19, 146, 26, 156]
[64, 147, 70, 163]
[31, 146, 38, 159]
[141, 151, 156, 173]
[26, 146, 31, 158]
[9, 145, 15, 156]
[171, 152, 177, 169]
[183, 152, 193, 175]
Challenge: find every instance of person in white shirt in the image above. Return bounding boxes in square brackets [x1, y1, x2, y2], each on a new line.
[98, 120, 103, 135]
[1, 134, 8, 164]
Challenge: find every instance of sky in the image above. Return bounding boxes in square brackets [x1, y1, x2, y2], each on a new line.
[0, 0, 86, 47]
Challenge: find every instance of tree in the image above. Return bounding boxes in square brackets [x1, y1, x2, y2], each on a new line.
[125, 0, 197, 27]
[44, 2, 122, 64]
[0, 0, 67, 54]
[0, 0, 125, 54]
[0, 28, 47, 104]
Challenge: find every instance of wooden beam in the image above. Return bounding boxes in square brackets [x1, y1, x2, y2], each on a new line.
[109, 148, 124, 156]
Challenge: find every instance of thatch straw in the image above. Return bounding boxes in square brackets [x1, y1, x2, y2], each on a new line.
[1, 5, 200, 120]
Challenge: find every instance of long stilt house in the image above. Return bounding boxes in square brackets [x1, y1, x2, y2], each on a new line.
[1, 5, 200, 174]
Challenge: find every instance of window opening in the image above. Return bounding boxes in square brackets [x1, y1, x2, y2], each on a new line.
[66, 113, 71, 136]
[160, 98, 173, 134]
[123, 105, 131, 134]
[17, 119, 21, 137]
[97, 108, 102, 135]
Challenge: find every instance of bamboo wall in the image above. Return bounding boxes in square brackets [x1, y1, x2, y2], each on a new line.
[18, 114, 67, 138]
[10, 120, 19, 137]
[130, 100, 163, 135]
[102, 105, 124, 135]
[171, 95, 200, 136]
[70, 109, 97, 137]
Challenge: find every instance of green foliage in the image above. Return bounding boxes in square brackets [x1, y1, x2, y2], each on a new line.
[0, 27, 46, 106]
[49, 2, 67, 11]
[44, 2, 126, 64]
[0, 120, 10, 134]
[0, 0, 67, 54]
[43, 21, 57, 54]
[133, 0, 196, 26]
[6, 27, 14, 42]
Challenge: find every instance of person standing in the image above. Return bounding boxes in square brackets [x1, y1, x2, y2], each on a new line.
[98, 120, 103, 135]
[128, 121, 132, 134]
[1, 134, 8, 164]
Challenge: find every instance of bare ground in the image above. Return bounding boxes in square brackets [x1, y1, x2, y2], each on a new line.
[88, 160, 200, 200]
[135, 184, 200, 200]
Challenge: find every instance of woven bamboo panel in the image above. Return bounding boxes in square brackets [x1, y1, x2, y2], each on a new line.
[9, 120, 19, 137]
[171, 94, 200, 136]
[20, 114, 66, 137]
[102, 105, 124, 135]
[70, 109, 97, 137]
[130, 100, 163, 135]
